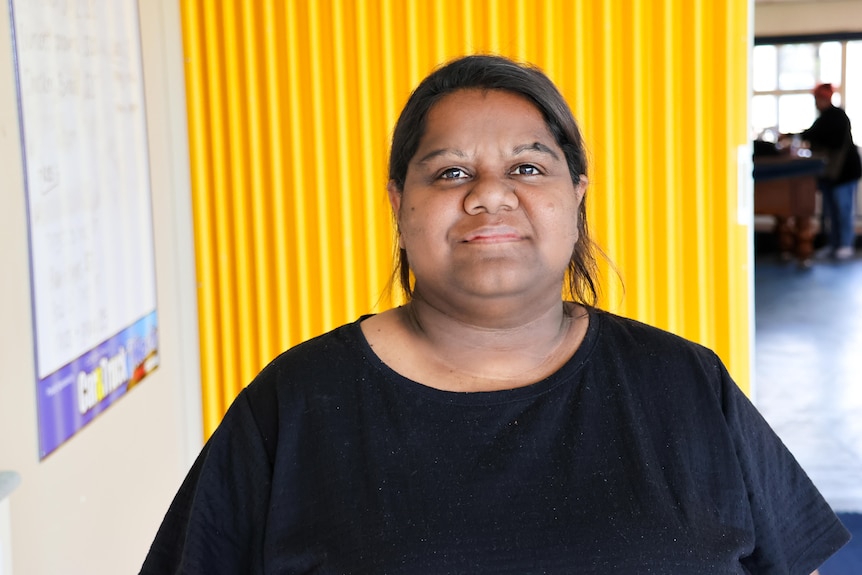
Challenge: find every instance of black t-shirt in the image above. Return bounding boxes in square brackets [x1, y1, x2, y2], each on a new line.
[141, 309, 849, 574]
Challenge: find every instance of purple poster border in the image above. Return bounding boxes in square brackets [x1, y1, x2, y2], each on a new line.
[36, 311, 159, 459]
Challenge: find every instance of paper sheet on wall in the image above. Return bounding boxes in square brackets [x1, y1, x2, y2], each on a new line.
[10, 0, 160, 459]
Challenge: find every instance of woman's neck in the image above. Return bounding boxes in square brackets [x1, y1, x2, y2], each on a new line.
[395, 297, 588, 391]
[403, 294, 572, 344]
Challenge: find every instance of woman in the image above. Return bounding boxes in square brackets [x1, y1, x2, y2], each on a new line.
[141, 55, 848, 574]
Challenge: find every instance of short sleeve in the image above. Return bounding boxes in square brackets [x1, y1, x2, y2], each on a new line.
[139, 389, 274, 575]
[719, 365, 850, 574]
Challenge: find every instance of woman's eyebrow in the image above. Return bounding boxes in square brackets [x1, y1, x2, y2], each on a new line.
[414, 141, 558, 165]
[513, 142, 560, 160]
[415, 148, 467, 164]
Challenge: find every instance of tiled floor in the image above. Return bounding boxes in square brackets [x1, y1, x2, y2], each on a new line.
[754, 247, 862, 573]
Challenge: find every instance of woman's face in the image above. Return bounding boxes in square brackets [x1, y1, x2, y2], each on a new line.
[389, 89, 586, 309]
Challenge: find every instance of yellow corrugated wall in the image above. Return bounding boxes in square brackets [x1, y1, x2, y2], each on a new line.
[179, 0, 752, 437]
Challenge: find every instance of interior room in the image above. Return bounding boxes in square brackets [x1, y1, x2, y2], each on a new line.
[0, 1, 860, 573]
[752, 1, 862, 572]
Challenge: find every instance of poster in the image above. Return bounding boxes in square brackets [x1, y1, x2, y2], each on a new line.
[10, 0, 160, 458]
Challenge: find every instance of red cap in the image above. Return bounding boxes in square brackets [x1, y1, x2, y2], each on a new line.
[813, 83, 835, 100]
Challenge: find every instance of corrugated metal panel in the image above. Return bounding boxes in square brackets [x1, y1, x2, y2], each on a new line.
[180, 0, 751, 436]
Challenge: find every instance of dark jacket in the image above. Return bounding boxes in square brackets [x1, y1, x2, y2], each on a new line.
[802, 105, 862, 184]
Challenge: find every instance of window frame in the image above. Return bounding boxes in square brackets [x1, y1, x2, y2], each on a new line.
[753, 32, 862, 143]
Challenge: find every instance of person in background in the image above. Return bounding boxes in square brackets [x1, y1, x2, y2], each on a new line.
[802, 83, 862, 260]
[140, 55, 849, 574]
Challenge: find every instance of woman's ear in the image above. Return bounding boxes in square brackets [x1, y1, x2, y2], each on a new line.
[387, 180, 404, 248]
[576, 175, 588, 205]
[387, 180, 402, 214]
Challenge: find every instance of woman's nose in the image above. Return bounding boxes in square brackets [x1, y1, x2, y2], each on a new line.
[463, 175, 519, 214]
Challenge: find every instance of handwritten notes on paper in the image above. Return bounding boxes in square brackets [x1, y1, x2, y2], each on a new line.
[11, 0, 160, 457]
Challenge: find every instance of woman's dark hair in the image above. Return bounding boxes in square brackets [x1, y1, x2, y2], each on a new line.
[388, 54, 601, 307]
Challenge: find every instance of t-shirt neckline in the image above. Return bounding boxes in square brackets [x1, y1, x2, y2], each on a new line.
[349, 306, 602, 406]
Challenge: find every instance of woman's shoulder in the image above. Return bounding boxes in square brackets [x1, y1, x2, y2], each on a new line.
[240, 317, 372, 404]
[587, 309, 727, 388]
[227, 318, 374, 454]
[591, 308, 716, 356]
[256, 317, 368, 379]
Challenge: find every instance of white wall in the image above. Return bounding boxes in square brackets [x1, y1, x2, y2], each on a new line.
[755, 0, 862, 36]
[0, 2, 201, 574]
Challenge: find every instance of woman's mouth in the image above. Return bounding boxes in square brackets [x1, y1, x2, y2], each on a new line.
[462, 226, 523, 243]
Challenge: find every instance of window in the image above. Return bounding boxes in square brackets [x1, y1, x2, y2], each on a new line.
[751, 39, 862, 144]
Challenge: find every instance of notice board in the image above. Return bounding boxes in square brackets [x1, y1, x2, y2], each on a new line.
[10, 0, 160, 458]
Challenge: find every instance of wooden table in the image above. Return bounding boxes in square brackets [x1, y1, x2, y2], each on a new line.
[753, 156, 825, 265]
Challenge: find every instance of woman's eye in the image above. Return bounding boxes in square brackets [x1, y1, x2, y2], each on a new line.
[439, 167, 467, 180]
[512, 164, 541, 176]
